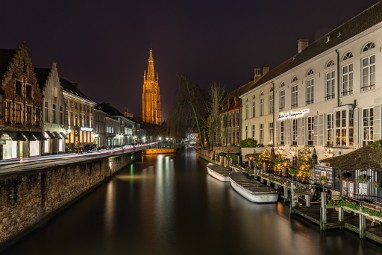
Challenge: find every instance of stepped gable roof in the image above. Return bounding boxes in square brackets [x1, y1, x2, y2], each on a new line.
[241, 1, 382, 93]
[96, 102, 124, 117]
[34, 67, 51, 91]
[0, 49, 16, 80]
[60, 77, 91, 100]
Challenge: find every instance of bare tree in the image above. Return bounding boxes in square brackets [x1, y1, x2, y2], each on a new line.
[206, 82, 225, 151]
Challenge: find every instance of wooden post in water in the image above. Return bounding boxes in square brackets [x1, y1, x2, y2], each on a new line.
[320, 192, 327, 230]
[338, 207, 344, 222]
[359, 206, 366, 238]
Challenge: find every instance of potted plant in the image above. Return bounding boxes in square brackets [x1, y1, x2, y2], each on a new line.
[319, 175, 329, 185]
[357, 174, 370, 183]
[373, 180, 381, 189]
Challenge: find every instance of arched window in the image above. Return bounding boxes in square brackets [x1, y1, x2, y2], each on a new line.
[326, 60, 335, 68]
[279, 82, 285, 88]
[291, 77, 298, 83]
[307, 69, 314, 76]
[362, 42, 375, 52]
[342, 52, 353, 61]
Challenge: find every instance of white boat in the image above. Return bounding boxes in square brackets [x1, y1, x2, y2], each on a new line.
[229, 174, 279, 203]
[206, 163, 230, 182]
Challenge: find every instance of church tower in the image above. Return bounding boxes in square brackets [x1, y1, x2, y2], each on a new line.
[142, 49, 161, 125]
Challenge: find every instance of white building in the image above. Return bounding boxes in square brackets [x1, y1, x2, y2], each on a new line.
[35, 63, 66, 154]
[240, 2, 382, 162]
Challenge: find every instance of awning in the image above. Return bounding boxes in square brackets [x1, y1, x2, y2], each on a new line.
[32, 132, 47, 141]
[45, 131, 55, 139]
[21, 132, 36, 141]
[2, 131, 26, 141]
[60, 132, 67, 139]
[53, 131, 62, 139]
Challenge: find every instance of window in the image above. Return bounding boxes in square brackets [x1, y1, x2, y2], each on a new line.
[327, 114, 334, 146]
[280, 121, 285, 145]
[307, 117, 314, 146]
[52, 104, 57, 123]
[245, 126, 248, 139]
[16, 81, 22, 95]
[245, 100, 248, 119]
[342, 52, 353, 61]
[60, 106, 63, 125]
[363, 108, 373, 146]
[70, 112, 73, 126]
[291, 83, 298, 108]
[279, 90, 285, 110]
[361, 55, 375, 91]
[252, 97, 256, 118]
[269, 94, 273, 114]
[325, 70, 335, 100]
[362, 42, 375, 52]
[269, 122, 274, 145]
[260, 97, 264, 116]
[326, 60, 335, 68]
[292, 119, 297, 145]
[26, 105, 32, 124]
[4, 101, 11, 123]
[252, 125, 255, 139]
[35, 108, 41, 126]
[342, 64, 353, 96]
[15, 103, 22, 124]
[52, 87, 58, 97]
[306, 79, 314, 104]
[259, 124, 264, 144]
[26, 84, 32, 98]
[45, 102, 49, 122]
[335, 109, 353, 146]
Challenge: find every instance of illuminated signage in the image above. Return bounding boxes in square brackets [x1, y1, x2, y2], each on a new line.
[80, 127, 93, 131]
[278, 109, 309, 120]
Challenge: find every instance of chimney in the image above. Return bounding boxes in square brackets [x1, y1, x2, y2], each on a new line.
[254, 68, 262, 82]
[297, 39, 309, 53]
[262, 66, 270, 76]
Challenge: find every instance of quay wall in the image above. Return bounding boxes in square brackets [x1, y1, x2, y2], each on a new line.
[0, 150, 142, 248]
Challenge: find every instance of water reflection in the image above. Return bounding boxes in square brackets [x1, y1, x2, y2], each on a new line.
[1, 150, 382, 255]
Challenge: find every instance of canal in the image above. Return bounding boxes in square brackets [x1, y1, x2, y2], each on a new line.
[1, 149, 381, 255]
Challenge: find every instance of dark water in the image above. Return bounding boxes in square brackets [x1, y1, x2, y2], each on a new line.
[2, 150, 381, 255]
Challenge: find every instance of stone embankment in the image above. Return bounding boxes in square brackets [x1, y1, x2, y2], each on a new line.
[0, 150, 141, 249]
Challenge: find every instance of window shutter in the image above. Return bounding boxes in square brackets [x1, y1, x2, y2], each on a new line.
[354, 108, 359, 147]
[374, 105, 381, 141]
[286, 120, 291, 145]
[318, 114, 324, 146]
[297, 118, 303, 145]
[313, 116, 318, 146]
[301, 117, 306, 145]
[276, 121, 280, 146]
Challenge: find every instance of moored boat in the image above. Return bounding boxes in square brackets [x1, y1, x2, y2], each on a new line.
[206, 163, 231, 182]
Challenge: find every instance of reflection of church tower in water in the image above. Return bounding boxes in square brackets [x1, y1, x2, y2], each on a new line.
[142, 49, 161, 125]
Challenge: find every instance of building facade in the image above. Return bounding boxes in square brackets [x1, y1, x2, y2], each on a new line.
[61, 78, 95, 152]
[239, 2, 382, 163]
[0, 42, 45, 159]
[35, 63, 66, 154]
[142, 49, 161, 125]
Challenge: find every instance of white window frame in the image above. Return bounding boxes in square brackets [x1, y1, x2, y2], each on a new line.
[362, 108, 374, 146]
[325, 70, 335, 100]
[342, 64, 353, 96]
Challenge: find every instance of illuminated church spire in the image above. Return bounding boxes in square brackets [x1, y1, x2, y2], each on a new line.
[142, 49, 161, 125]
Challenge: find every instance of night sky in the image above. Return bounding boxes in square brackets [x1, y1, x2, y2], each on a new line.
[2, 0, 380, 120]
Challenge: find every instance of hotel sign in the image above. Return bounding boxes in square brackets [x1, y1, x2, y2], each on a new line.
[278, 109, 309, 120]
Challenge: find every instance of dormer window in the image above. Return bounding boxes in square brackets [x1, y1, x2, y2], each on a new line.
[342, 52, 353, 61]
[326, 60, 335, 68]
[362, 42, 375, 52]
